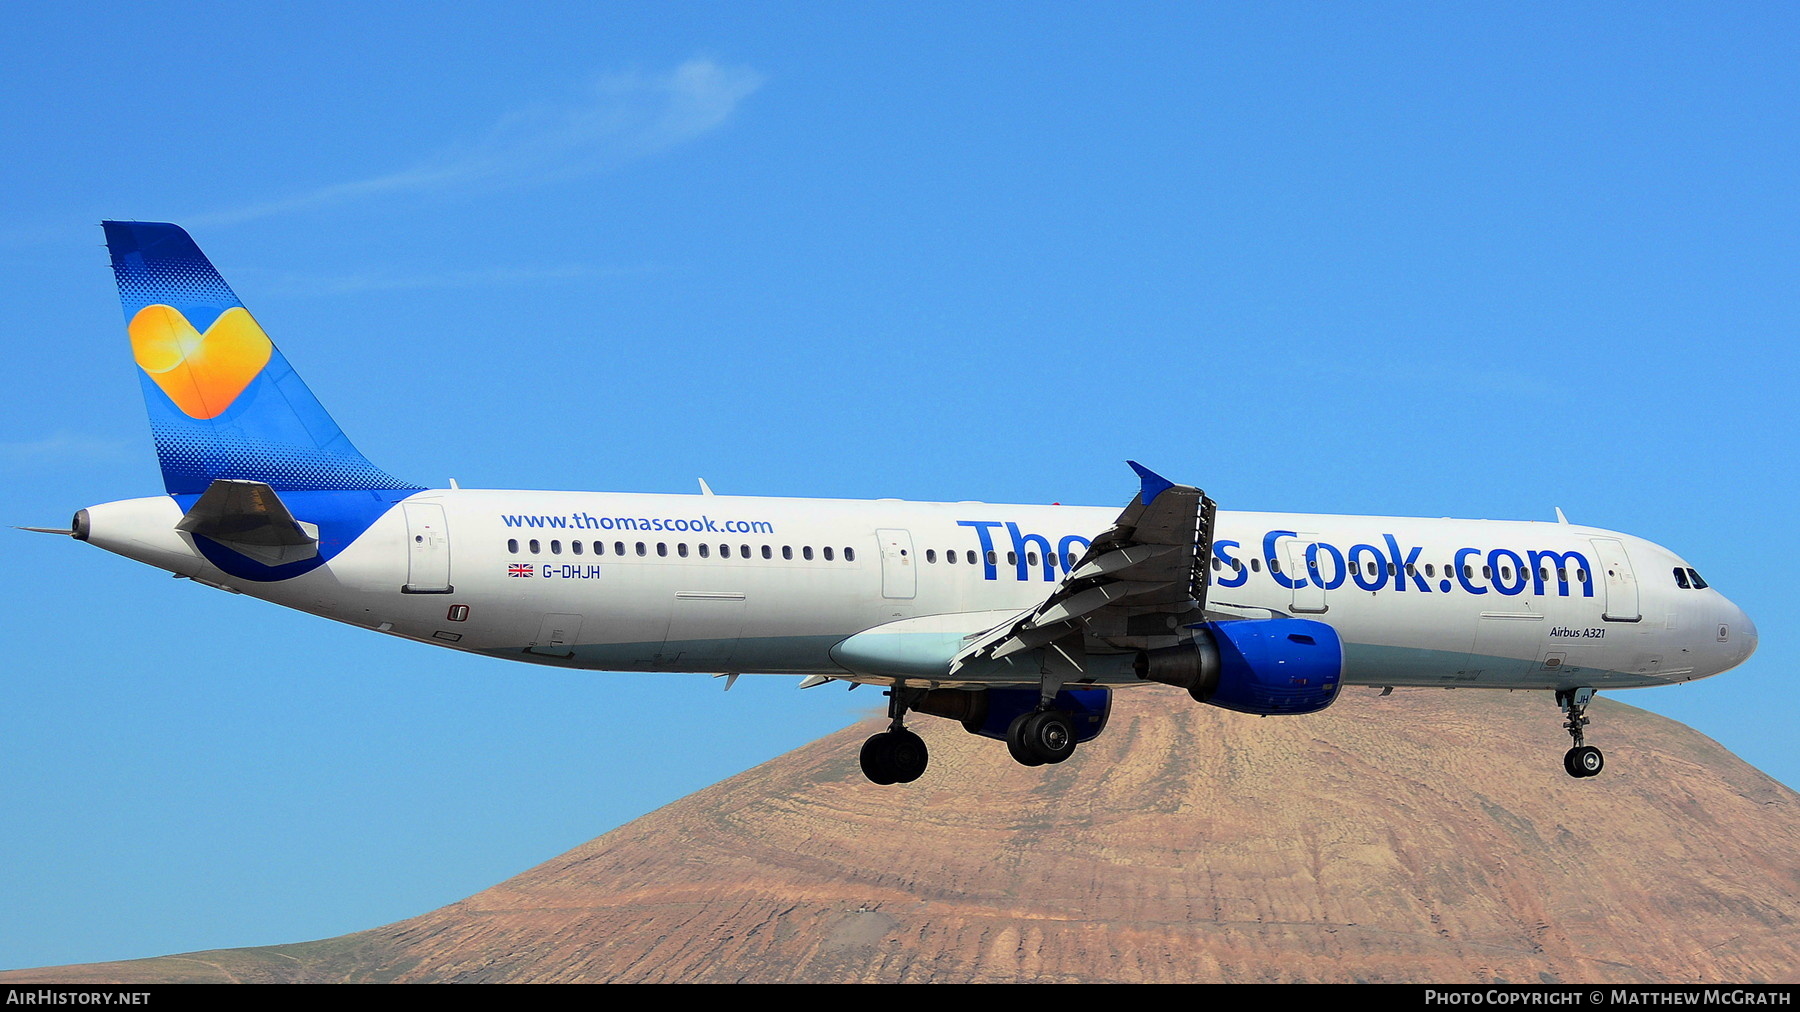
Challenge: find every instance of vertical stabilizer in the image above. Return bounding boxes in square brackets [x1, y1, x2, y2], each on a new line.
[103, 221, 418, 494]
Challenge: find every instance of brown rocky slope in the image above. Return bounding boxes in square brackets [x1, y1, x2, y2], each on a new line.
[9, 687, 1798, 983]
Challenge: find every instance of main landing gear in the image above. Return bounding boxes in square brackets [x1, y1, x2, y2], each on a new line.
[1558, 687, 1604, 779]
[860, 686, 929, 785]
[1004, 709, 1076, 767]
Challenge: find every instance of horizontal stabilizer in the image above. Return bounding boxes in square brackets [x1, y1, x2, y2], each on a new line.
[176, 479, 319, 567]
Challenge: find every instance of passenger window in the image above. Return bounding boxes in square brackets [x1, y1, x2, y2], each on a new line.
[1404, 563, 1415, 577]
[1269, 558, 1281, 574]
[677, 543, 688, 558]
[1673, 567, 1690, 589]
[1049, 552, 1059, 567]
[698, 543, 710, 558]
[1007, 551, 1017, 566]
[1211, 557, 1222, 572]
[657, 543, 668, 557]
[1483, 566, 1492, 579]
[946, 550, 958, 564]
[783, 546, 793, 560]
[616, 542, 626, 556]
[986, 551, 997, 566]
[634, 542, 645, 556]
[507, 539, 519, 554]
[529, 539, 541, 554]
[1557, 567, 1567, 582]
[847, 547, 857, 562]
[1687, 568, 1708, 589]
[966, 551, 976, 565]
[1027, 552, 1038, 566]
[803, 546, 814, 561]
[1424, 563, 1434, 578]
[740, 545, 749, 558]
[1233, 559, 1243, 572]
[1387, 563, 1396, 577]
[926, 549, 936, 563]
[720, 544, 730, 558]
[1250, 558, 1261, 573]
[1464, 565, 1473, 579]
[824, 546, 834, 561]
[762, 546, 772, 559]
[1577, 568, 1588, 582]
[573, 541, 583, 555]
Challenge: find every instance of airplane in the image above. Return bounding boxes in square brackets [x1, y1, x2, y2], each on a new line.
[28, 221, 1758, 786]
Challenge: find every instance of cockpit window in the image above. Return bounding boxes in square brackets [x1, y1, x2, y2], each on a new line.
[1673, 567, 1690, 589]
[1687, 568, 1708, 590]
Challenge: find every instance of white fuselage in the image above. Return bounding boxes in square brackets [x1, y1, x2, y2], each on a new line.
[79, 488, 1758, 695]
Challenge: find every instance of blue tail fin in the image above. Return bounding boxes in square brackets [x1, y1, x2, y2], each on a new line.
[103, 221, 418, 494]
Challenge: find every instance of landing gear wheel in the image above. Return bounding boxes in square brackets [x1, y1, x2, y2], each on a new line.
[1556, 688, 1603, 779]
[860, 733, 899, 785]
[1007, 710, 1076, 766]
[1028, 710, 1077, 764]
[860, 729, 929, 785]
[1564, 745, 1604, 779]
[887, 728, 929, 783]
[1005, 713, 1047, 767]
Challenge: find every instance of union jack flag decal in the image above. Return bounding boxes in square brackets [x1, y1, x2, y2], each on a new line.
[508, 564, 533, 578]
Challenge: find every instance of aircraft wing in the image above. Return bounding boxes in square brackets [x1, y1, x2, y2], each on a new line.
[950, 462, 1216, 675]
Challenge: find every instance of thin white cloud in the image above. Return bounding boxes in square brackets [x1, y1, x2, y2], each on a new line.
[193, 58, 764, 226]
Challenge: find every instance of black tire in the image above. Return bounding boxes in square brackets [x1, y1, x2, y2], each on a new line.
[1024, 710, 1078, 764]
[889, 728, 929, 783]
[860, 732, 898, 785]
[1575, 745, 1604, 778]
[1563, 747, 1583, 779]
[1006, 713, 1047, 767]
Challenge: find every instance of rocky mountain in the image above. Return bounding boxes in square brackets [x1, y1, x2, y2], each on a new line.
[9, 687, 1797, 983]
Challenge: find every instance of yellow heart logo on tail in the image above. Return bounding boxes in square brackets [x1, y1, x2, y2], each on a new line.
[129, 305, 274, 420]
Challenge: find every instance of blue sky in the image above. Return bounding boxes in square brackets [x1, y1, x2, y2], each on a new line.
[2, 3, 1794, 971]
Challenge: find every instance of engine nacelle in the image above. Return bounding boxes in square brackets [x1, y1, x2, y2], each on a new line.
[1134, 618, 1343, 715]
[913, 687, 1112, 744]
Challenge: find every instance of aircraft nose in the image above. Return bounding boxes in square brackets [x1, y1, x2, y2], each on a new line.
[1722, 600, 1757, 668]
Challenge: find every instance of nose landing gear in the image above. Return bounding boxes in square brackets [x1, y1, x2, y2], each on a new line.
[1558, 687, 1604, 779]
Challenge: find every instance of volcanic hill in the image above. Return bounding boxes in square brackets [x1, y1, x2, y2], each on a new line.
[8, 687, 1798, 983]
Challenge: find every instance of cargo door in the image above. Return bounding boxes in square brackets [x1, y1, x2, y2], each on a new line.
[658, 591, 748, 668]
[527, 613, 583, 658]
